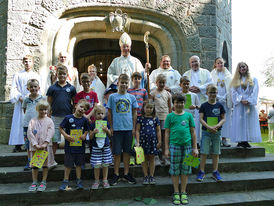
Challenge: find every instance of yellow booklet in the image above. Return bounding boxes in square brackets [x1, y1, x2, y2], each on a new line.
[95, 120, 107, 138]
[185, 94, 192, 109]
[30, 150, 49, 168]
[134, 146, 145, 164]
[207, 117, 218, 132]
[70, 129, 83, 146]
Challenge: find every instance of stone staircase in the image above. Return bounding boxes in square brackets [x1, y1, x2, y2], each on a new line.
[1, 146, 274, 206]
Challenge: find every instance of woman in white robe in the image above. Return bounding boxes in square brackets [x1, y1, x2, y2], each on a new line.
[230, 62, 261, 148]
[211, 57, 232, 147]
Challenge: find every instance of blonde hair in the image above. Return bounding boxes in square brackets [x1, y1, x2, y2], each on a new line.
[93, 105, 106, 115]
[213, 57, 225, 72]
[23, 55, 34, 62]
[27, 79, 39, 88]
[36, 100, 50, 111]
[156, 74, 167, 82]
[88, 64, 97, 72]
[230, 62, 254, 88]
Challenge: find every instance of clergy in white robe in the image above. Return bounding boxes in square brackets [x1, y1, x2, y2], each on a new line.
[183, 56, 213, 143]
[230, 62, 261, 144]
[46, 51, 80, 92]
[211, 58, 232, 140]
[149, 55, 181, 94]
[107, 32, 149, 88]
[9, 56, 41, 146]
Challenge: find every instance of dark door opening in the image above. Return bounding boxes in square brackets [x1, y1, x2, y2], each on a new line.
[74, 38, 157, 86]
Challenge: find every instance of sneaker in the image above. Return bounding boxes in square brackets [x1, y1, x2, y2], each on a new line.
[149, 176, 156, 185]
[243, 141, 252, 149]
[109, 174, 120, 186]
[102, 180, 110, 189]
[212, 171, 222, 182]
[181, 192, 189, 205]
[237, 142, 245, 148]
[221, 138, 231, 147]
[28, 183, 37, 192]
[123, 173, 136, 184]
[172, 192, 181, 205]
[59, 180, 69, 191]
[24, 160, 31, 171]
[91, 181, 100, 190]
[196, 170, 205, 182]
[130, 156, 135, 165]
[143, 176, 149, 185]
[155, 156, 162, 166]
[76, 179, 84, 190]
[37, 182, 47, 192]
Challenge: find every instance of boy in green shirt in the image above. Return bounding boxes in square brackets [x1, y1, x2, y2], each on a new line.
[164, 94, 198, 205]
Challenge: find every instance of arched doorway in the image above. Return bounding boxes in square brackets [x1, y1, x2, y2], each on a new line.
[74, 38, 157, 86]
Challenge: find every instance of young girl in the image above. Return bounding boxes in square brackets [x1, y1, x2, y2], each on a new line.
[230, 62, 261, 148]
[90, 105, 112, 189]
[150, 74, 172, 165]
[27, 100, 55, 192]
[136, 100, 161, 185]
[211, 57, 232, 147]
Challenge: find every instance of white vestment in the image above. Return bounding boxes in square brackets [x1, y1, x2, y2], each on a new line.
[9, 70, 41, 145]
[211, 68, 232, 138]
[90, 76, 106, 104]
[107, 55, 145, 88]
[149, 67, 181, 94]
[230, 77, 261, 142]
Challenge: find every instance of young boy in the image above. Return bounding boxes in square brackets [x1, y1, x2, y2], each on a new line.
[9, 55, 41, 152]
[47, 65, 76, 157]
[107, 74, 139, 185]
[164, 94, 198, 205]
[22, 79, 44, 170]
[128, 72, 148, 165]
[75, 73, 98, 122]
[59, 99, 90, 190]
[196, 84, 226, 182]
[180, 76, 200, 145]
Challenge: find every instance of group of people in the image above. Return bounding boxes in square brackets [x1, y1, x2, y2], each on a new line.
[8, 32, 262, 205]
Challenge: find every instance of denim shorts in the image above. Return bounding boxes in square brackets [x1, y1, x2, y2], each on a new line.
[200, 130, 221, 155]
[64, 153, 85, 168]
[112, 131, 132, 155]
[51, 116, 64, 143]
[169, 144, 192, 175]
[23, 127, 30, 150]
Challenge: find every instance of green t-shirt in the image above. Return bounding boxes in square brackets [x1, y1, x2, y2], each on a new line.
[164, 112, 195, 146]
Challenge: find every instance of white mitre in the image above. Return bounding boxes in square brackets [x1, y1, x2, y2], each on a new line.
[119, 32, 132, 47]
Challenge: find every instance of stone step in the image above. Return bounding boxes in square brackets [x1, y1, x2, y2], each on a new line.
[1, 155, 274, 184]
[0, 146, 266, 167]
[1, 171, 274, 206]
[42, 188, 274, 206]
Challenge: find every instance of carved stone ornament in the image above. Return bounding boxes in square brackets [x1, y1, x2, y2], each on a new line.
[109, 9, 128, 32]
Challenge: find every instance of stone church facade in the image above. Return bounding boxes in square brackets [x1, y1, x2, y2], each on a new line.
[0, 0, 231, 143]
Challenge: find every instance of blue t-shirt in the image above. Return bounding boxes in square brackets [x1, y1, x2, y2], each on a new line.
[60, 114, 90, 153]
[107, 93, 138, 131]
[90, 119, 110, 147]
[199, 101, 226, 131]
[46, 82, 76, 117]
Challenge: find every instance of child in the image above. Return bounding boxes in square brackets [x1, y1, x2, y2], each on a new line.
[90, 105, 112, 189]
[9, 55, 41, 153]
[230, 62, 261, 148]
[164, 94, 198, 205]
[128, 72, 148, 165]
[136, 100, 161, 185]
[180, 76, 200, 143]
[211, 57, 232, 147]
[22, 79, 44, 170]
[107, 74, 139, 185]
[47, 65, 76, 157]
[196, 84, 225, 182]
[150, 74, 172, 165]
[59, 99, 90, 191]
[27, 101, 55, 192]
[75, 73, 99, 122]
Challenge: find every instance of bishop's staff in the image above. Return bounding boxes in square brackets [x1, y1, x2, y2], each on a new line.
[144, 31, 150, 94]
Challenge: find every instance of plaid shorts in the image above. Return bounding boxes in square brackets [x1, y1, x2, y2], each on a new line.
[169, 144, 192, 175]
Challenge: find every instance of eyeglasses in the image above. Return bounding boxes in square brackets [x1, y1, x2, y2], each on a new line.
[239, 65, 246, 69]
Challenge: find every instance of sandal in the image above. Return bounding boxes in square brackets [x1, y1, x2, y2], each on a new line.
[181, 192, 189, 205]
[172, 192, 181, 205]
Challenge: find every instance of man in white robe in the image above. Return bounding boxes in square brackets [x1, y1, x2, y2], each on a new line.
[9, 55, 41, 152]
[107, 32, 150, 88]
[46, 51, 80, 92]
[183, 55, 213, 144]
[149, 55, 181, 94]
